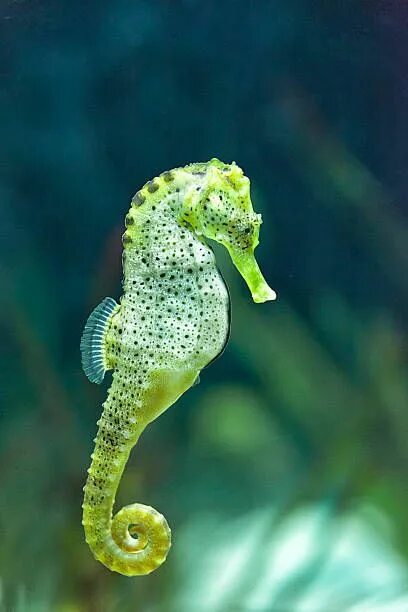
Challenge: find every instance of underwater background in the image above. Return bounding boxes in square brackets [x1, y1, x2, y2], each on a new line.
[0, 1, 407, 610]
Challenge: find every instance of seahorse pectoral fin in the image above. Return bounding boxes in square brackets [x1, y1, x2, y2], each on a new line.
[80, 297, 120, 384]
[227, 246, 277, 303]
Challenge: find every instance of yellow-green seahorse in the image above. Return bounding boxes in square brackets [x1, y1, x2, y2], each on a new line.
[80, 158, 276, 576]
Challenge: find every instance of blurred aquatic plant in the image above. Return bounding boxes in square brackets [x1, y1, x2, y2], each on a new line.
[169, 503, 408, 612]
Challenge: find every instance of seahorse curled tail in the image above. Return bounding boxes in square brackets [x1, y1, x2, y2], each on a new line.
[81, 374, 172, 576]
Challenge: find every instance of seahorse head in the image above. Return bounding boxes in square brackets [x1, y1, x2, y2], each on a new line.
[184, 158, 276, 303]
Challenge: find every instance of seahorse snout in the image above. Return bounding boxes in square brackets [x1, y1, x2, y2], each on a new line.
[227, 246, 277, 303]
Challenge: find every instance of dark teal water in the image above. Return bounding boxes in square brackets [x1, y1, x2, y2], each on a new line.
[0, 2, 407, 610]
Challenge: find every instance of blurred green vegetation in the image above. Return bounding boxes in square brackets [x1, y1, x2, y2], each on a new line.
[0, 1, 407, 610]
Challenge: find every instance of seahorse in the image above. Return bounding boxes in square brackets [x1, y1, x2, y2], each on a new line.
[80, 158, 276, 576]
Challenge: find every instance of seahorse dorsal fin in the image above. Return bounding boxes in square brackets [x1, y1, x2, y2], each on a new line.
[80, 297, 119, 384]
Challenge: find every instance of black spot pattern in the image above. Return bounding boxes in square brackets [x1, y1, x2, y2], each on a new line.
[122, 206, 229, 371]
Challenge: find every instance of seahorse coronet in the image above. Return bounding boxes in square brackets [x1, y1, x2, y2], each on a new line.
[81, 159, 275, 576]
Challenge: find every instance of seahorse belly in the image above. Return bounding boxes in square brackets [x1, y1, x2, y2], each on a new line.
[122, 205, 230, 373]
